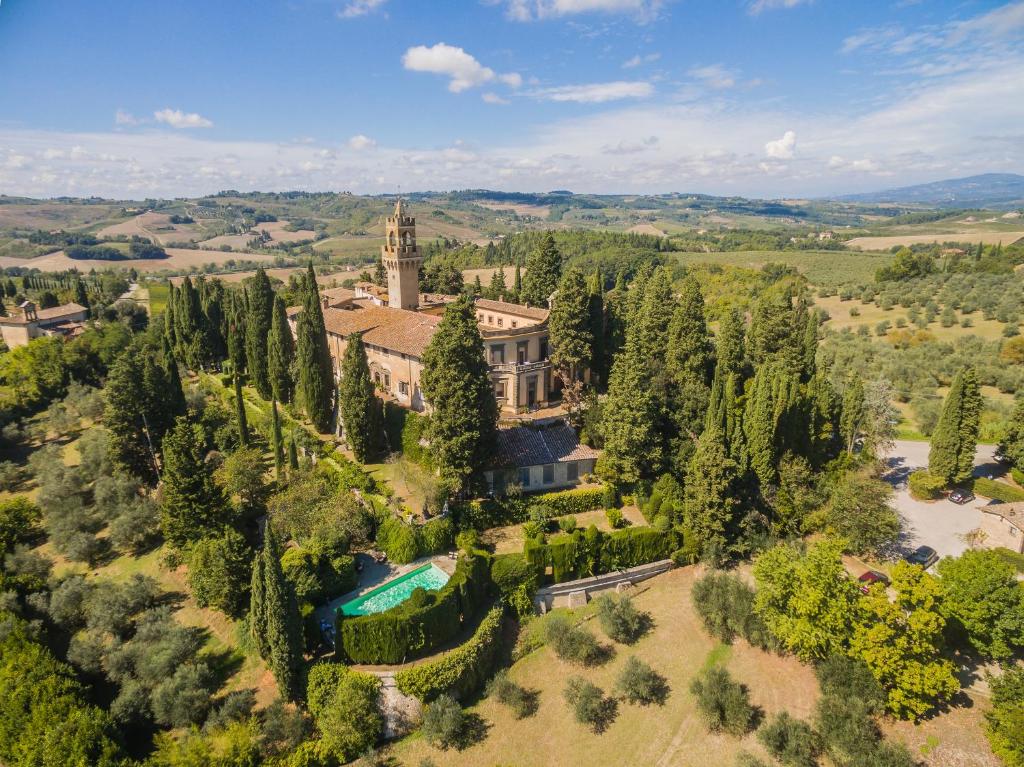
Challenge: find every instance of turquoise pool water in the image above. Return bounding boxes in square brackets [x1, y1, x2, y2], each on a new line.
[339, 563, 450, 616]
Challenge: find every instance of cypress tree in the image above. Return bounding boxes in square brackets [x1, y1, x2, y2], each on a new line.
[666, 275, 714, 441]
[520, 232, 561, 307]
[272, 400, 285, 480]
[512, 264, 522, 303]
[420, 295, 498, 493]
[176, 276, 208, 369]
[73, 277, 89, 314]
[744, 362, 779, 487]
[255, 528, 303, 700]
[245, 268, 275, 400]
[623, 262, 653, 333]
[160, 416, 228, 549]
[203, 280, 227, 365]
[338, 333, 383, 462]
[234, 372, 249, 447]
[587, 270, 606, 387]
[683, 425, 740, 563]
[472, 275, 483, 296]
[800, 304, 819, 380]
[249, 538, 269, 659]
[808, 369, 840, 463]
[748, 291, 799, 367]
[164, 283, 178, 351]
[288, 434, 299, 471]
[549, 267, 593, 381]
[267, 295, 295, 404]
[105, 352, 159, 483]
[489, 265, 507, 300]
[228, 297, 247, 376]
[929, 366, 983, 485]
[839, 375, 865, 455]
[295, 264, 334, 432]
[163, 341, 186, 422]
[633, 267, 675, 365]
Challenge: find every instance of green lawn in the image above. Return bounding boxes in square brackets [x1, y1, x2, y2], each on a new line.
[145, 282, 169, 314]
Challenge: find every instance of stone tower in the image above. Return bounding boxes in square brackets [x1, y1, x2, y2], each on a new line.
[382, 199, 422, 311]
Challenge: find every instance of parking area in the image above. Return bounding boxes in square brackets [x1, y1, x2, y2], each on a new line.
[883, 440, 1002, 562]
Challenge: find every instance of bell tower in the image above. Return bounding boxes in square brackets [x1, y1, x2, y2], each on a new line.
[382, 199, 422, 311]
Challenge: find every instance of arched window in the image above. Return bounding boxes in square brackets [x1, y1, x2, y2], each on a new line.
[388, 232, 396, 247]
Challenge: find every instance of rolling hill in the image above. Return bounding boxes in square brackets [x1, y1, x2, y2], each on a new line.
[836, 173, 1024, 209]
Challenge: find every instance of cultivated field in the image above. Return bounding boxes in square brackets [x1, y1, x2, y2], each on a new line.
[847, 231, 1024, 251]
[167, 265, 361, 287]
[474, 200, 552, 218]
[197, 233, 257, 250]
[393, 567, 995, 767]
[675, 250, 892, 286]
[815, 294, 1009, 342]
[0, 246, 278, 273]
[627, 223, 668, 236]
[250, 219, 316, 243]
[96, 211, 208, 245]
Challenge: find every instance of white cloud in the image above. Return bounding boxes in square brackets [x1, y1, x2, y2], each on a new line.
[482, 92, 510, 104]
[348, 134, 377, 150]
[764, 130, 796, 159]
[153, 108, 213, 129]
[337, 0, 386, 18]
[115, 109, 139, 126]
[402, 43, 520, 93]
[689, 64, 736, 89]
[532, 80, 653, 103]
[748, 0, 812, 14]
[622, 52, 660, 68]
[500, 0, 662, 22]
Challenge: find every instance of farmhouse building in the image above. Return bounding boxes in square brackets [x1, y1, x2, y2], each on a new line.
[978, 502, 1024, 554]
[289, 200, 556, 416]
[0, 301, 88, 349]
[483, 422, 599, 494]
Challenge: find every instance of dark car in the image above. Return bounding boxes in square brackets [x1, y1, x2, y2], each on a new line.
[906, 545, 939, 569]
[949, 488, 975, 505]
[857, 570, 890, 594]
[987, 497, 1005, 506]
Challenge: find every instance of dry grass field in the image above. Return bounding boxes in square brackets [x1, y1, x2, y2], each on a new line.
[96, 211, 208, 245]
[474, 200, 552, 218]
[627, 222, 668, 236]
[462, 266, 525, 286]
[0, 246, 278, 273]
[0, 200, 123, 230]
[847, 231, 1024, 251]
[392, 567, 996, 767]
[250, 219, 316, 243]
[197, 233, 256, 250]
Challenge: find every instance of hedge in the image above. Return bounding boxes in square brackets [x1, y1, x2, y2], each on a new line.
[973, 477, 1024, 503]
[383, 402, 432, 467]
[908, 470, 944, 500]
[993, 547, 1024, 573]
[530, 487, 606, 516]
[524, 525, 677, 584]
[338, 552, 492, 664]
[394, 607, 504, 701]
[455, 486, 608, 531]
[376, 516, 455, 565]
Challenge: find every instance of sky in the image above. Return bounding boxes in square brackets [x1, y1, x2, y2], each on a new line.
[1, 0, 1023, 200]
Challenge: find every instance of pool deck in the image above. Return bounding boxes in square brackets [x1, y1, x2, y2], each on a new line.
[314, 552, 458, 625]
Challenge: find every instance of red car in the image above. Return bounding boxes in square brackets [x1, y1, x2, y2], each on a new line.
[858, 570, 890, 594]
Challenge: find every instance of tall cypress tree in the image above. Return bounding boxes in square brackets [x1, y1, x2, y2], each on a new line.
[549, 267, 593, 381]
[203, 280, 228, 365]
[272, 400, 285, 480]
[245, 268, 275, 400]
[228, 296, 247, 377]
[512, 264, 522, 303]
[253, 528, 303, 700]
[295, 264, 334, 432]
[105, 352, 159, 483]
[164, 283, 178, 351]
[839, 375, 865, 455]
[587, 270, 606, 387]
[249, 538, 269, 659]
[744, 362, 780, 487]
[160, 416, 228, 549]
[929, 366, 983, 484]
[633, 267, 675, 366]
[683, 425, 740, 562]
[420, 295, 498, 493]
[175, 277, 207, 370]
[267, 295, 295, 404]
[666, 275, 714, 442]
[163, 340, 186, 423]
[338, 333, 383, 463]
[234, 372, 249, 447]
[520, 232, 561, 307]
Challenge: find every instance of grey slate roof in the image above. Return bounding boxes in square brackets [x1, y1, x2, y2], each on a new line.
[492, 423, 599, 469]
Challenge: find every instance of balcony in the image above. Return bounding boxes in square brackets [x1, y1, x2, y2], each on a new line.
[490, 359, 550, 374]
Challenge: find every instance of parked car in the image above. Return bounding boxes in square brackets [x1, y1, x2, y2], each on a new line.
[949, 488, 975, 505]
[987, 497, 1005, 506]
[906, 545, 939, 569]
[857, 570, 890, 594]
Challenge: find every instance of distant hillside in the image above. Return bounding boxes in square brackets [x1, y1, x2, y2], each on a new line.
[836, 173, 1024, 209]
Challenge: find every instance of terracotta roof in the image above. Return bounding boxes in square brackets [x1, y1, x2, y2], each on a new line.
[321, 286, 355, 305]
[984, 502, 1024, 532]
[474, 297, 549, 322]
[0, 302, 88, 325]
[312, 302, 441, 358]
[492, 423, 599, 469]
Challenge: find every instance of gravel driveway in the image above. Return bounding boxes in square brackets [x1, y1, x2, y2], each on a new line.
[882, 440, 1002, 562]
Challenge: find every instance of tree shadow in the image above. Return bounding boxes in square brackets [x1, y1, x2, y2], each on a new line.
[203, 645, 246, 689]
[453, 712, 491, 750]
[588, 696, 619, 734]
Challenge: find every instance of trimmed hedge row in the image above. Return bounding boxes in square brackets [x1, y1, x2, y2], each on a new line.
[455, 485, 609, 530]
[524, 525, 678, 584]
[530, 487, 606, 516]
[394, 606, 504, 702]
[973, 477, 1024, 503]
[376, 516, 456, 565]
[338, 552, 492, 665]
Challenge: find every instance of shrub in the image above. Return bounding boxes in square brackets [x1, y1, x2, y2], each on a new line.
[689, 667, 755, 735]
[558, 516, 578, 533]
[814, 694, 884, 766]
[544, 613, 606, 666]
[454, 528, 479, 553]
[421, 694, 466, 750]
[188, 530, 253, 617]
[986, 667, 1024, 767]
[376, 517, 420, 564]
[974, 477, 1024, 503]
[563, 677, 617, 733]
[602, 484, 619, 510]
[306, 664, 383, 763]
[594, 595, 649, 645]
[908, 470, 945, 500]
[691, 571, 773, 649]
[757, 712, 819, 767]
[395, 608, 504, 702]
[614, 656, 668, 706]
[605, 507, 626, 528]
[815, 655, 885, 714]
[0, 496, 40, 556]
[486, 669, 537, 719]
[420, 517, 455, 554]
[531, 486, 606, 516]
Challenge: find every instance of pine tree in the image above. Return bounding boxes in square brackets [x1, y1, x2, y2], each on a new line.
[420, 295, 498, 492]
[520, 232, 561, 307]
[267, 295, 295, 404]
[295, 264, 334, 432]
[160, 416, 228, 549]
[272, 400, 285, 480]
[252, 528, 303, 699]
[245, 268, 275, 400]
[929, 366, 983, 484]
[840, 375, 865, 455]
[587, 270, 606, 387]
[683, 426, 740, 562]
[489, 265, 507, 300]
[598, 331, 663, 485]
[549, 267, 593, 381]
[338, 333, 383, 462]
[234, 372, 249, 447]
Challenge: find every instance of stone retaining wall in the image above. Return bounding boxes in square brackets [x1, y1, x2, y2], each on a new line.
[533, 559, 674, 612]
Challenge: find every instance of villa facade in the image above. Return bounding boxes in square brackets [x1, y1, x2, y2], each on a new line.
[289, 200, 555, 416]
[0, 301, 88, 349]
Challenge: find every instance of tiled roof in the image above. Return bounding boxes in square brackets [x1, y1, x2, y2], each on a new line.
[321, 286, 355, 305]
[315, 301, 441, 358]
[0, 302, 88, 325]
[984, 502, 1024, 532]
[474, 297, 549, 322]
[492, 423, 599, 469]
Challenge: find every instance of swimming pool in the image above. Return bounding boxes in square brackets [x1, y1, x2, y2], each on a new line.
[338, 563, 450, 616]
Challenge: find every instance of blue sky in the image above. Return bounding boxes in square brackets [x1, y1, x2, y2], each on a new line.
[1, 0, 1023, 199]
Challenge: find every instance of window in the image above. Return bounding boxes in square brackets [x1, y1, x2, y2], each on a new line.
[497, 318, 503, 327]
[539, 337, 549, 359]
[383, 372, 391, 390]
[517, 341, 528, 364]
[487, 315, 494, 324]
[566, 462, 579, 481]
[398, 381, 409, 396]
[490, 345, 505, 364]
[519, 467, 531, 487]
[494, 381, 507, 399]
[511, 320, 518, 328]
[542, 464, 554, 484]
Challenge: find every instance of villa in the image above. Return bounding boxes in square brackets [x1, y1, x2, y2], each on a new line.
[0, 300, 89, 349]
